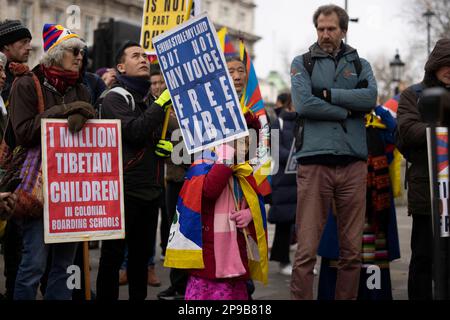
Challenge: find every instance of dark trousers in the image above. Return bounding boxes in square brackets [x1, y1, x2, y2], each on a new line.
[96, 195, 159, 300]
[166, 181, 188, 293]
[159, 187, 169, 257]
[408, 214, 433, 300]
[2, 216, 22, 300]
[270, 222, 294, 264]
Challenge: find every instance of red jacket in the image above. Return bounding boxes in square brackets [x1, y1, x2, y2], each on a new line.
[189, 163, 252, 281]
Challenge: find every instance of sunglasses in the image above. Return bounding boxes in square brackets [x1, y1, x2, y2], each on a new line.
[66, 47, 84, 57]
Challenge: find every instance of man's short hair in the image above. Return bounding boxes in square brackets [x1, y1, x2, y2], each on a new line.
[150, 63, 162, 77]
[225, 56, 243, 65]
[313, 5, 349, 31]
[115, 41, 141, 65]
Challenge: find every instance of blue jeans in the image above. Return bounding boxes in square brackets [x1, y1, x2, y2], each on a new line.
[14, 217, 77, 300]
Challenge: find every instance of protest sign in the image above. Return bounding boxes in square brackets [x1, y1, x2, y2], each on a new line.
[141, 0, 201, 54]
[427, 127, 449, 237]
[153, 13, 248, 154]
[41, 119, 125, 244]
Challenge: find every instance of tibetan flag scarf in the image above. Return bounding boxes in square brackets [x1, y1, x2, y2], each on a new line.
[164, 152, 268, 284]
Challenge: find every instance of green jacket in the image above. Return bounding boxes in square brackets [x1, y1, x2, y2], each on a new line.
[291, 43, 377, 160]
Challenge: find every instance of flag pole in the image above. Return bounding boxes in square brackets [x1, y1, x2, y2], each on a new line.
[83, 241, 91, 300]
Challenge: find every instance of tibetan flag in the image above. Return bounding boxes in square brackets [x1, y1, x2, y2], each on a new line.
[381, 94, 402, 198]
[217, 27, 238, 58]
[384, 94, 401, 118]
[147, 54, 158, 64]
[239, 41, 272, 197]
[163, 156, 213, 269]
[437, 131, 448, 174]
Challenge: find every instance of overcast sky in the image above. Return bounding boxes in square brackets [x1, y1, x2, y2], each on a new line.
[253, 0, 425, 80]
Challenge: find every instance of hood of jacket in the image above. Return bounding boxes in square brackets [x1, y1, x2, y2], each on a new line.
[423, 39, 450, 88]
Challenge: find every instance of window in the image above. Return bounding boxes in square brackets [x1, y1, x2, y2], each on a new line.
[55, 8, 65, 25]
[239, 11, 246, 29]
[21, 2, 33, 29]
[221, 5, 229, 19]
[204, 0, 211, 11]
[84, 16, 94, 45]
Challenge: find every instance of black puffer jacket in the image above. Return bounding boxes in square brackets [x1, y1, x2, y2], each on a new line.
[100, 78, 165, 201]
[268, 110, 297, 223]
[397, 39, 450, 215]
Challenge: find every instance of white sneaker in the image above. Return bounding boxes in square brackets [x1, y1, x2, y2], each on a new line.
[279, 263, 293, 276]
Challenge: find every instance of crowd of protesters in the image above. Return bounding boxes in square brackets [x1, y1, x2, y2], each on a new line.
[0, 2, 449, 301]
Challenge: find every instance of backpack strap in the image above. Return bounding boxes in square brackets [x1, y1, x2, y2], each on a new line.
[353, 52, 363, 79]
[303, 51, 363, 79]
[109, 87, 135, 111]
[302, 52, 315, 78]
[97, 87, 135, 119]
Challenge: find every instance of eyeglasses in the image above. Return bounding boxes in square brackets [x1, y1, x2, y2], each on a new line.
[66, 47, 84, 57]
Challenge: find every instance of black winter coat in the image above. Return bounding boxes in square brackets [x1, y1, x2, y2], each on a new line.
[397, 39, 450, 216]
[100, 79, 165, 201]
[268, 110, 297, 223]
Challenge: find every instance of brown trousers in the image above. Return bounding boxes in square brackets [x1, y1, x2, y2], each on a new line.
[290, 161, 367, 300]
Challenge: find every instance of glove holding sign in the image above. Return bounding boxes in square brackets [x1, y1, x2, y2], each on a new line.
[155, 89, 173, 112]
[155, 139, 173, 158]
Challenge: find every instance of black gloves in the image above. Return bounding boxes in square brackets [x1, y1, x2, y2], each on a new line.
[312, 80, 368, 105]
[312, 87, 331, 103]
[355, 79, 368, 89]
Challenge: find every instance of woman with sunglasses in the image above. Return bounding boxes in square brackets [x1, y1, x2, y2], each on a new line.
[8, 24, 96, 300]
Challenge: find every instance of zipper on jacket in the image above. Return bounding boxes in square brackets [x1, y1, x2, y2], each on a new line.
[44, 79, 74, 106]
[339, 120, 347, 133]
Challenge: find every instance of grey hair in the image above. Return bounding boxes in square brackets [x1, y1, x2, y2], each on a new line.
[0, 51, 7, 68]
[40, 37, 85, 67]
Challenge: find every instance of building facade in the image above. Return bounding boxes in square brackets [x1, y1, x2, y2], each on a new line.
[203, 0, 260, 56]
[1, 0, 260, 67]
[259, 70, 289, 105]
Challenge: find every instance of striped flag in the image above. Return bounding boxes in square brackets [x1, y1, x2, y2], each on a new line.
[239, 40, 272, 197]
[217, 27, 238, 58]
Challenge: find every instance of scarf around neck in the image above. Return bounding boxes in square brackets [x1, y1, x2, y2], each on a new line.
[117, 74, 150, 98]
[164, 153, 269, 285]
[41, 65, 79, 94]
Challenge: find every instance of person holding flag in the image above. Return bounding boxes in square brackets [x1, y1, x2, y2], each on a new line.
[218, 27, 272, 200]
